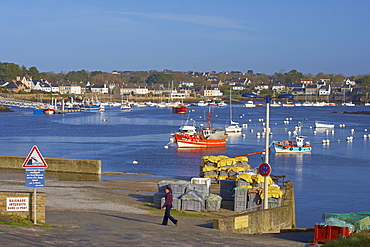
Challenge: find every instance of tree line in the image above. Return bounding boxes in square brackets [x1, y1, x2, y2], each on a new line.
[1, 61, 369, 87]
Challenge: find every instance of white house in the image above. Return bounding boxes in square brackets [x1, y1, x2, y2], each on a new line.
[254, 83, 269, 91]
[344, 78, 356, 86]
[70, 85, 81, 94]
[91, 84, 109, 94]
[135, 86, 149, 95]
[271, 83, 285, 93]
[318, 85, 331, 96]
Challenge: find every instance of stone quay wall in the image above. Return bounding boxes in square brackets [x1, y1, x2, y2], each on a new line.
[0, 155, 101, 175]
[214, 181, 296, 234]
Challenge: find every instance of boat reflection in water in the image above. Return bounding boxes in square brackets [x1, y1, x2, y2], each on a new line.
[273, 152, 310, 191]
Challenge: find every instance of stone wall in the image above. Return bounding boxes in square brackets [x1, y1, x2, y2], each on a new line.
[0, 155, 101, 175]
[0, 191, 46, 223]
[214, 181, 296, 234]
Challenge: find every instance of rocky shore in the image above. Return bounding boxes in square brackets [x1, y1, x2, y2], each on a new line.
[0, 170, 314, 246]
[0, 105, 13, 112]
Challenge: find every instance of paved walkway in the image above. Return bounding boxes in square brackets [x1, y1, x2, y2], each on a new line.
[0, 171, 314, 246]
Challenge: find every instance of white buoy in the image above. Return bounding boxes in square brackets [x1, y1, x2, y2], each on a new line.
[249, 119, 252, 122]
[133, 160, 138, 165]
[164, 145, 169, 149]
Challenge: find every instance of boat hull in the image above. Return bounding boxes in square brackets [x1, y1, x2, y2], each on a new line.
[172, 106, 187, 114]
[315, 121, 334, 128]
[174, 134, 226, 148]
[272, 142, 311, 153]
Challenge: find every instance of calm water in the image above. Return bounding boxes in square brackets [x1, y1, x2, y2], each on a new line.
[1, 104, 369, 228]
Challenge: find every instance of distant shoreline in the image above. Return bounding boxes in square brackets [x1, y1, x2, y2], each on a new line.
[342, 111, 370, 115]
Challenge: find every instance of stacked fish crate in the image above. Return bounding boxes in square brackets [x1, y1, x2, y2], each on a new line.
[154, 178, 221, 212]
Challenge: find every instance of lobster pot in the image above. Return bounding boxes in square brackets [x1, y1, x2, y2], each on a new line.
[228, 170, 237, 178]
[205, 194, 222, 211]
[252, 182, 265, 188]
[219, 170, 228, 177]
[220, 180, 236, 201]
[204, 170, 218, 176]
[153, 192, 166, 205]
[181, 200, 202, 212]
[170, 182, 189, 198]
[266, 198, 281, 208]
[161, 197, 182, 210]
[191, 178, 211, 189]
[157, 180, 175, 193]
[186, 184, 209, 198]
[205, 161, 217, 167]
[237, 179, 251, 187]
[234, 188, 248, 213]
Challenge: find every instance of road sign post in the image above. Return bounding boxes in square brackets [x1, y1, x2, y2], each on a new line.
[22, 146, 47, 224]
[259, 163, 271, 210]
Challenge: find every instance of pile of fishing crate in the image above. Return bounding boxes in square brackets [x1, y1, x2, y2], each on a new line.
[200, 155, 283, 213]
[153, 178, 222, 212]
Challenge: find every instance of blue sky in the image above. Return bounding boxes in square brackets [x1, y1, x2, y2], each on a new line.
[0, 0, 369, 76]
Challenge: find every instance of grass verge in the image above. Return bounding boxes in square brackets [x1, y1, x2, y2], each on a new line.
[0, 215, 50, 227]
[324, 230, 370, 247]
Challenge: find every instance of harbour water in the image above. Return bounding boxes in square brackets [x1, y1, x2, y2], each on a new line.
[1, 104, 369, 228]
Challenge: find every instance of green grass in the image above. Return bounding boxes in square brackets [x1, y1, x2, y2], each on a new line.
[143, 202, 210, 218]
[0, 215, 50, 227]
[325, 230, 370, 247]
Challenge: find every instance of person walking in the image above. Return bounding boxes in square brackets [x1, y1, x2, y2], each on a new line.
[161, 187, 178, 226]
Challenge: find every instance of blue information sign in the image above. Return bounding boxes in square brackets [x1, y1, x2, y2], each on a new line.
[26, 168, 45, 187]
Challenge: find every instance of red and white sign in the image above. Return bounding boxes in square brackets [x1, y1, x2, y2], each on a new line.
[258, 163, 271, 177]
[7, 197, 29, 211]
[22, 146, 48, 168]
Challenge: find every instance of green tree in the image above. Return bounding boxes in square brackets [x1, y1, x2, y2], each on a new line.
[90, 71, 104, 77]
[356, 75, 370, 86]
[128, 76, 143, 84]
[27, 66, 41, 80]
[0, 62, 22, 81]
[285, 70, 303, 84]
[65, 70, 90, 83]
[145, 72, 173, 85]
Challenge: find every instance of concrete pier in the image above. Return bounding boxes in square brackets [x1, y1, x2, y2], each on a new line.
[0, 155, 101, 175]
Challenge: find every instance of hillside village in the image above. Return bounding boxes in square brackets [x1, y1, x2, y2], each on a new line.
[0, 68, 369, 103]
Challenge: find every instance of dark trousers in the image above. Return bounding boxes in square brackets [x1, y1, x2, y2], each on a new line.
[162, 205, 177, 225]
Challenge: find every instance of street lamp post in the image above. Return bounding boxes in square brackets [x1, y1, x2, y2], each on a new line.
[242, 93, 294, 209]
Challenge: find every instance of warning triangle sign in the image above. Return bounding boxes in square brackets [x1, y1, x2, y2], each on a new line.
[22, 146, 48, 168]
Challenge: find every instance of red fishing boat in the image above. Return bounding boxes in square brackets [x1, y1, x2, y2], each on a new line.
[172, 104, 187, 114]
[172, 112, 227, 148]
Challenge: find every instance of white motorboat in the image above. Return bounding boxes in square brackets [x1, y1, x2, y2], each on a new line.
[315, 121, 335, 128]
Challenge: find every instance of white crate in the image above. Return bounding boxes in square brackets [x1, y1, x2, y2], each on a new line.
[191, 177, 211, 188]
